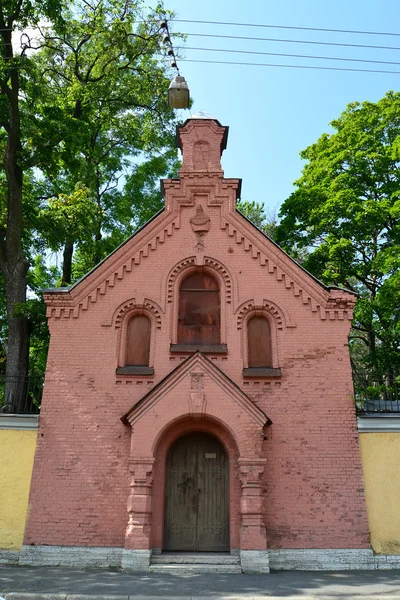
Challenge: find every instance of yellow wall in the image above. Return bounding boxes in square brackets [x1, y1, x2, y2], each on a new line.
[0, 429, 37, 550]
[360, 432, 400, 554]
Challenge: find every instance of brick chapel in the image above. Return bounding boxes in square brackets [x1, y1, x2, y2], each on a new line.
[21, 115, 371, 573]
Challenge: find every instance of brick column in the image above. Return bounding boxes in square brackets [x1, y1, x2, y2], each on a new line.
[122, 458, 154, 571]
[239, 457, 269, 573]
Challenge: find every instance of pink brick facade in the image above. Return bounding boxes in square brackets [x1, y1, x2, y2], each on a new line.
[24, 117, 370, 570]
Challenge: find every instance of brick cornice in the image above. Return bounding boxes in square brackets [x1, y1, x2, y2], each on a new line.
[44, 210, 180, 320]
[223, 210, 356, 321]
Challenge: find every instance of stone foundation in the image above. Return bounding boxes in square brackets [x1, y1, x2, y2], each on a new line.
[18, 545, 122, 568]
[13, 545, 400, 571]
[268, 548, 400, 570]
[240, 549, 270, 573]
[121, 549, 151, 572]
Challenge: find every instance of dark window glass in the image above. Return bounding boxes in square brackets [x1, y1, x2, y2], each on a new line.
[247, 316, 272, 367]
[178, 272, 220, 345]
[125, 315, 151, 366]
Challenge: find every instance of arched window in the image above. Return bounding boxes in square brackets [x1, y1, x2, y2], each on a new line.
[125, 314, 151, 366]
[247, 316, 272, 368]
[178, 272, 220, 345]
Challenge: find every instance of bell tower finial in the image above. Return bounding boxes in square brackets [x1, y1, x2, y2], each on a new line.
[177, 115, 229, 177]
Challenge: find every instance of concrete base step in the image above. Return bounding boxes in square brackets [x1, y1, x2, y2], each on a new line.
[150, 563, 242, 573]
[151, 552, 239, 565]
[150, 552, 241, 573]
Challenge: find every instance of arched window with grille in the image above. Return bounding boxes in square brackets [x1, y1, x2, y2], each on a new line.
[247, 316, 272, 368]
[177, 272, 220, 346]
[125, 314, 151, 366]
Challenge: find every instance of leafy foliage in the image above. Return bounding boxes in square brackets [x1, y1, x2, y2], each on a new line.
[0, 0, 182, 409]
[276, 91, 400, 379]
[237, 200, 277, 239]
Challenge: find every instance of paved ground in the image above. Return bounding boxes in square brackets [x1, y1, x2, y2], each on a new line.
[1, 565, 400, 598]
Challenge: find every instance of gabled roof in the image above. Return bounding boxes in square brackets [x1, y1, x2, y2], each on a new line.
[235, 209, 354, 295]
[44, 203, 353, 299]
[121, 351, 271, 427]
[43, 208, 164, 294]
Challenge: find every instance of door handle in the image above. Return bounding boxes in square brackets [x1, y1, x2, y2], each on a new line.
[192, 488, 201, 512]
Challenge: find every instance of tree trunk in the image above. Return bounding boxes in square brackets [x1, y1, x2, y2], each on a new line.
[3, 262, 30, 413]
[93, 228, 102, 266]
[61, 239, 74, 286]
[0, 26, 30, 413]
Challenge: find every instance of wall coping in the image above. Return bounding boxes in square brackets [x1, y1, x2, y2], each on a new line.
[358, 415, 400, 433]
[0, 414, 39, 430]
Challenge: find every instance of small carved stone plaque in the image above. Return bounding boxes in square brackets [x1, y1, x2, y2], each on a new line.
[190, 372, 204, 389]
[190, 205, 210, 251]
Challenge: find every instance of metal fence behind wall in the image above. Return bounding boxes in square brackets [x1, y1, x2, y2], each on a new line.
[354, 372, 400, 414]
[0, 373, 44, 414]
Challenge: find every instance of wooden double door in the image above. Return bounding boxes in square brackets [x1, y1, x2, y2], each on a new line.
[164, 432, 229, 551]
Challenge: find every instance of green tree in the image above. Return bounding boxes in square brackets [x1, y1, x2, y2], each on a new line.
[237, 200, 277, 239]
[0, 0, 66, 412]
[276, 91, 400, 380]
[29, 1, 180, 282]
[72, 149, 180, 281]
[37, 184, 98, 286]
[0, 0, 180, 412]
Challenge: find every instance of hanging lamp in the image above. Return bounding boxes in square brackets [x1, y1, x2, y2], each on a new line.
[168, 74, 190, 109]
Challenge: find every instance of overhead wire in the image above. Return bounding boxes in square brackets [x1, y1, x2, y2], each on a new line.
[2, 18, 400, 77]
[180, 58, 400, 76]
[172, 19, 400, 38]
[183, 46, 400, 67]
[179, 32, 400, 52]
[0, 20, 399, 37]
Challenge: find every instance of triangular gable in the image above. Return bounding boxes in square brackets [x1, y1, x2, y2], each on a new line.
[43, 116, 356, 323]
[121, 352, 271, 427]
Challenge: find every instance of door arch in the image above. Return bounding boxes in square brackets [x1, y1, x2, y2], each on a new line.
[164, 432, 229, 551]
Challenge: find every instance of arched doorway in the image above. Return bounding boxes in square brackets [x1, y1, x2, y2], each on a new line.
[164, 432, 229, 552]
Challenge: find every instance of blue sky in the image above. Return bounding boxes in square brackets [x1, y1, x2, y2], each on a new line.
[153, 0, 400, 215]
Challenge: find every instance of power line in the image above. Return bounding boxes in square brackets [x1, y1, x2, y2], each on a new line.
[173, 19, 400, 38]
[181, 31, 400, 52]
[184, 46, 400, 67]
[180, 58, 400, 75]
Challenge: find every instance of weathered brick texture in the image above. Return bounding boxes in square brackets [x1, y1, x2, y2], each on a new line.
[24, 117, 369, 554]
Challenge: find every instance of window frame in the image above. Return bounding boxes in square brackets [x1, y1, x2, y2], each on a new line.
[247, 314, 273, 368]
[116, 308, 156, 376]
[177, 271, 221, 346]
[170, 267, 228, 349]
[241, 308, 280, 376]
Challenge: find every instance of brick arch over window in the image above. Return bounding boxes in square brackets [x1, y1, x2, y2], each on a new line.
[236, 298, 294, 331]
[236, 302, 282, 372]
[167, 258, 233, 346]
[112, 298, 162, 330]
[166, 257, 232, 305]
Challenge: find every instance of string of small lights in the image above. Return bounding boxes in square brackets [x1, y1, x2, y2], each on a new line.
[159, 19, 190, 109]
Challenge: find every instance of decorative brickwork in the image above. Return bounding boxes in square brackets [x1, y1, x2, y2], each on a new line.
[236, 299, 295, 331]
[110, 298, 163, 330]
[25, 116, 370, 571]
